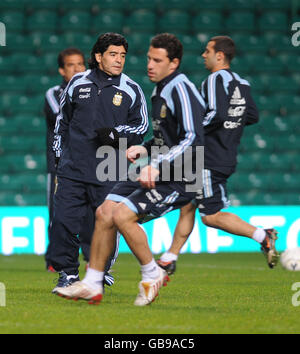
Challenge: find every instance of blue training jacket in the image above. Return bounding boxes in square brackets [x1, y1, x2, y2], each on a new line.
[53, 68, 149, 185]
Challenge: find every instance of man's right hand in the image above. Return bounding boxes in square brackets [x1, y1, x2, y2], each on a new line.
[126, 145, 148, 163]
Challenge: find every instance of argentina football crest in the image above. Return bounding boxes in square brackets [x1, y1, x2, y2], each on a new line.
[113, 92, 123, 106]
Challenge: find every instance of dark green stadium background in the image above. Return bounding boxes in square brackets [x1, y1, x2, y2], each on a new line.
[0, 0, 299, 206]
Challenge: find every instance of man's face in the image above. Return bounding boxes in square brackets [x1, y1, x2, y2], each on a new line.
[202, 41, 218, 71]
[95, 45, 126, 76]
[59, 54, 85, 82]
[147, 46, 178, 83]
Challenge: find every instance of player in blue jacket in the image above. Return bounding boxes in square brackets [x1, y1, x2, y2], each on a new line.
[51, 33, 148, 293]
[43, 47, 95, 272]
[157, 36, 279, 274]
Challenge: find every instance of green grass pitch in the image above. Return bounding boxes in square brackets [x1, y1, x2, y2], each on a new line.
[0, 253, 300, 334]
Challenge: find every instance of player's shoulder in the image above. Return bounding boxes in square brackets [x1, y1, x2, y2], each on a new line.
[45, 84, 60, 96]
[69, 69, 92, 87]
[121, 72, 143, 91]
[230, 71, 250, 87]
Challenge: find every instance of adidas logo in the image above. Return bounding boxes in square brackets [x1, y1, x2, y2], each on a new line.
[138, 202, 147, 210]
[109, 132, 115, 140]
[230, 86, 245, 105]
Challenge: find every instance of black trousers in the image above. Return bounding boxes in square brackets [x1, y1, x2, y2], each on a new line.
[45, 173, 94, 265]
[49, 176, 118, 275]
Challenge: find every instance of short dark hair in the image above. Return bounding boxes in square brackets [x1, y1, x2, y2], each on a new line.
[57, 47, 85, 68]
[150, 33, 183, 64]
[88, 32, 128, 69]
[209, 36, 236, 63]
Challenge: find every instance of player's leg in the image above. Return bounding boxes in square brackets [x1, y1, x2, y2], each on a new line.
[45, 172, 56, 272]
[50, 177, 88, 293]
[158, 202, 196, 275]
[55, 200, 118, 304]
[201, 211, 256, 237]
[113, 202, 169, 306]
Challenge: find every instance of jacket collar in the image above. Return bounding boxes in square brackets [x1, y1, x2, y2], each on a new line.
[60, 79, 68, 90]
[87, 68, 122, 88]
[156, 69, 180, 91]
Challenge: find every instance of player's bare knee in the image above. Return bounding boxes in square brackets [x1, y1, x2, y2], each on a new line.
[95, 200, 115, 226]
[201, 212, 219, 227]
[113, 203, 135, 228]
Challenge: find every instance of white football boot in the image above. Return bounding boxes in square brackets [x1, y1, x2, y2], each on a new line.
[134, 266, 169, 306]
[56, 281, 103, 305]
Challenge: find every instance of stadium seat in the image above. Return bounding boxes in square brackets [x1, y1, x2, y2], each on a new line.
[91, 11, 124, 34]
[41, 53, 60, 75]
[225, 11, 255, 32]
[247, 55, 285, 74]
[23, 74, 59, 94]
[225, 0, 256, 11]
[257, 0, 292, 11]
[158, 10, 190, 34]
[59, 10, 91, 32]
[278, 53, 300, 73]
[29, 33, 67, 54]
[0, 174, 24, 192]
[89, 0, 126, 11]
[0, 0, 25, 11]
[126, 33, 152, 55]
[3, 34, 35, 55]
[156, 0, 193, 11]
[20, 174, 47, 193]
[0, 75, 27, 93]
[180, 54, 204, 74]
[254, 95, 281, 113]
[128, 0, 157, 11]
[124, 10, 156, 33]
[191, 0, 226, 10]
[61, 33, 94, 54]
[258, 12, 288, 33]
[192, 12, 223, 33]
[4, 154, 47, 173]
[125, 55, 147, 74]
[13, 114, 46, 134]
[25, 0, 60, 11]
[8, 95, 44, 116]
[230, 56, 252, 75]
[231, 34, 267, 55]
[59, 0, 98, 11]
[1, 11, 25, 32]
[0, 56, 18, 75]
[244, 75, 266, 94]
[264, 33, 295, 54]
[21, 193, 47, 206]
[11, 53, 46, 74]
[26, 10, 58, 32]
[178, 35, 205, 54]
[0, 116, 17, 134]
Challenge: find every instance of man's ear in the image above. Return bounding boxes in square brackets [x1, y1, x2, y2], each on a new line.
[58, 67, 65, 78]
[95, 53, 102, 64]
[170, 57, 180, 71]
[216, 51, 225, 63]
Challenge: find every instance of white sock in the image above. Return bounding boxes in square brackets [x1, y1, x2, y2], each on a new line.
[252, 228, 266, 243]
[160, 252, 178, 262]
[141, 259, 159, 281]
[82, 267, 104, 291]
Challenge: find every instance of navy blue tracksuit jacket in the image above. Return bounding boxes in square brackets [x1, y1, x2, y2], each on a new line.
[53, 68, 149, 184]
[200, 69, 259, 176]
